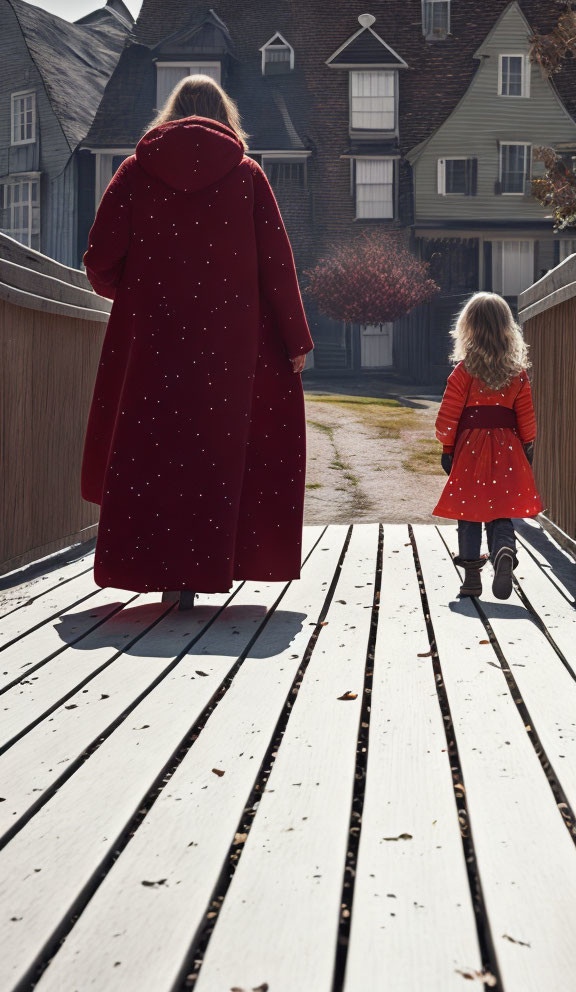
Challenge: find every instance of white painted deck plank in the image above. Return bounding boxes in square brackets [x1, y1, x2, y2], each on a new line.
[0, 569, 102, 649]
[415, 525, 576, 992]
[34, 527, 348, 992]
[344, 526, 482, 992]
[441, 527, 576, 819]
[512, 540, 576, 676]
[194, 525, 379, 992]
[0, 532, 324, 989]
[0, 592, 235, 837]
[515, 521, 576, 604]
[0, 530, 322, 835]
[0, 585, 138, 692]
[0, 554, 95, 619]
[0, 595, 165, 750]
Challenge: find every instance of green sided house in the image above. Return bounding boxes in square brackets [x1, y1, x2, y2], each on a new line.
[402, 1, 576, 381]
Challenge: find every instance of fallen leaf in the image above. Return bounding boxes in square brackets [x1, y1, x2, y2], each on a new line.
[338, 691, 358, 701]
[417, 650, 432, 658]
[383, 833, 413, 841]
[100, 693, 110, 699]
[234, 833, 247, 844]
[64, 704, 78, 710]
[479, 640, 490, 645]
[141, 879, 167, 887]
[502, 933, 531, 947]
[196, 670, 209, 677]
[455, 969, 497, 986]
[212, 768, 225, 777]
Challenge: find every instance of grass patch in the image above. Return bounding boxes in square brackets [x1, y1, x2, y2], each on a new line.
[402, 439, 445, 476]
[330, 459, 345, 471]
[306, 482, 323, 490]
[307, 396, 417, 440]
[305, 393, 402, 408]
[307, 419, 334, 437]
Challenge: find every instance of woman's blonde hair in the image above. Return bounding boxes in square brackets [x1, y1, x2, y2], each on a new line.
[145, 74, 249, 150]
[450, 291, 530, 390]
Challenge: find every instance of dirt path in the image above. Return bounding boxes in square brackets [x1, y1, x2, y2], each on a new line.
[303, 388, 451, 525]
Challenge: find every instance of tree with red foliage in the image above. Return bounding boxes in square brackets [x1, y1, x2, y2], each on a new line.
[305, 232, 439, 325]
[532, 146, 576, 230]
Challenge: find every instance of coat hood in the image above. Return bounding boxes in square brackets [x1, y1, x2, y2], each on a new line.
[135, 116, 244, 192]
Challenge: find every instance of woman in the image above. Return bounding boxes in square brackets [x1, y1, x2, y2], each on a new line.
[81, 75, 314, 608]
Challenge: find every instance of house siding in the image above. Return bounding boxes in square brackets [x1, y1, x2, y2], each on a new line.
[411, 5, 576, 223]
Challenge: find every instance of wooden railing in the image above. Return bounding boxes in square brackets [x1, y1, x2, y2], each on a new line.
[519, 255, 576, 545]
[0, 233, 111, 575]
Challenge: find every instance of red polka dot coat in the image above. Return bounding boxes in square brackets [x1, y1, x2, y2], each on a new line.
[81, 117, 314, 593]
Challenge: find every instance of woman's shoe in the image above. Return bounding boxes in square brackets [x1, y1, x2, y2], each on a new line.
[454, 556, 487, 597]
[492, 547, 515, 600]
[162, 591, 179, 604]
[178, 590, 196, 611]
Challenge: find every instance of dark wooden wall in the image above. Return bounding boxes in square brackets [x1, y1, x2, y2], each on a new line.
[0, 233, 110, 574]
[520, 258, 576, 541]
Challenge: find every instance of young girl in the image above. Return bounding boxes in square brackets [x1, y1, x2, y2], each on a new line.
[433, 292, 543, 600]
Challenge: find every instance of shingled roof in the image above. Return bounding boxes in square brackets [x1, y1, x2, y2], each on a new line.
[125, 0, 576, 154]
[84, 5, 310, 152]
[6, 0, 132, 151]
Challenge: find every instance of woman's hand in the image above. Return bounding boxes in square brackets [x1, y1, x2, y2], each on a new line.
[290, 354, 306, 374]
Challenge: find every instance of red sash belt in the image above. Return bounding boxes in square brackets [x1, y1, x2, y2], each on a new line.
[456, 405, 517, 439]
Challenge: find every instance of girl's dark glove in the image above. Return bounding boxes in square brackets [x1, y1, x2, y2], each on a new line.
[441, 452, 454, 476]
[523, 442, 535, 465]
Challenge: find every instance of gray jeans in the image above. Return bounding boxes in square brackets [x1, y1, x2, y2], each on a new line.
[458, 518, 516, 561]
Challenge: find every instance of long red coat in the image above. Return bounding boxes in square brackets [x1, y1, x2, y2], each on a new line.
[433, 362, 544, 522]
[81, 116, 314, 593]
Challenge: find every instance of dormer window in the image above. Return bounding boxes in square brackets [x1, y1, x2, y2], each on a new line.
[350, 71, 396, 132]
[260, 33, 294, 75]
[155, 62, 221, 108]
[327, 15, 407, 138]
[422, 0, 451, 40]
[498, 55, 531, 98]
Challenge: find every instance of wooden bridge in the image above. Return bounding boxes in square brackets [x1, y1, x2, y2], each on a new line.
[1, 521, 575, 992]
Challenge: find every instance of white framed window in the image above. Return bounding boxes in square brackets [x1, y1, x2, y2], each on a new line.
[155, 62, 221, 108]
[355, 158, 395, 219]
[498, 55, 530, 98]
[350, 71, 396, 132]
[492, 240, 534, 297]
[422, 0, 451, 40]
[0, 173, 41, 248]
[260, 33, 294, 75]
[559, 240, 576, 262]
[438, 157, 477, 195]
[11, 90, 36, 145]
[93, 150, 133, 205]
[262, 155, 307, 187]
[500, 143, 531, 194]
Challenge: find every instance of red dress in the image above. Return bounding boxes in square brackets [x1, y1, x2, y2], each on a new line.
[433, 362, 544, 522]
[81, 116, 314, 593]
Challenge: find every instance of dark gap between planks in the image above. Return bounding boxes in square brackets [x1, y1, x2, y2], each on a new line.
[174, 525, 353, 991]
[409, 525, 504, 992]
[330, 523, 383, 992]
[436, 528, 576, 849]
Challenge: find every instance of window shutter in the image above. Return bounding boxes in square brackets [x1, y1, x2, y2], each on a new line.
[466, 158, 478, 196]
[437, 158, 446, 195]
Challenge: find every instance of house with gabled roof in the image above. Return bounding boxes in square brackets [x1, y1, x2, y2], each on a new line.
[404, 2, 576, 381]
[0, 0, 133, 264]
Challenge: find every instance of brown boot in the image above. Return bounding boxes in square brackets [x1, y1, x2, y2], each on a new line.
[454, 556, 487, 597]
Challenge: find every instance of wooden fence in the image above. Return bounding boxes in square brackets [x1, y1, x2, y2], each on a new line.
[519, 255, 576, 544]
[0, 233, 110, 575]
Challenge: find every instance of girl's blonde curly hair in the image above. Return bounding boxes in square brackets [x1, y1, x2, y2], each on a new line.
[450, 291, 530, 390]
